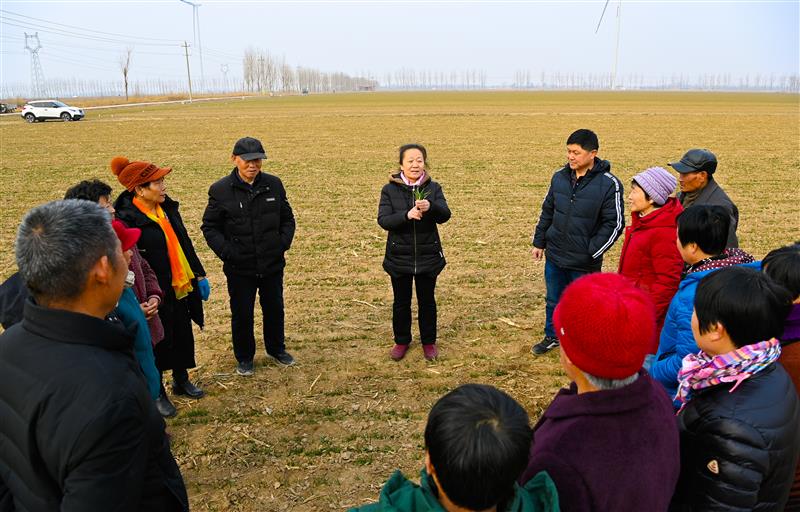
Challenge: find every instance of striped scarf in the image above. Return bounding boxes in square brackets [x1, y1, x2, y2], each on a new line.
[675, 338, 781, 412]
[133, 197, 195, 300]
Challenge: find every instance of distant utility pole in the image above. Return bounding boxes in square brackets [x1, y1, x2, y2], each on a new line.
[179, 0, 204, 87]
[24, 32, 46, 98]
[183, 41, 193, 102]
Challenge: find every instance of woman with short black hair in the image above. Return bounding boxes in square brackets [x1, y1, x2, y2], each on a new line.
[378, 144, 450, 361]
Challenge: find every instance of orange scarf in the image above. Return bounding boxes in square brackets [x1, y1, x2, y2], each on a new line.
[133, 196, 195, 299]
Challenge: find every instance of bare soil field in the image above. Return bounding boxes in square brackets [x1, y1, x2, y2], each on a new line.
[1, 91, 798, 510]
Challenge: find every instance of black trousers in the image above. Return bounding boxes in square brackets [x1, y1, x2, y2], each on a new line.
[226, 270, 285, 363]
[391, 273, 437, 345]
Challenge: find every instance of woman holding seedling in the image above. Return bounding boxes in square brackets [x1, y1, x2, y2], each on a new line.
[378, 144, 451, 361]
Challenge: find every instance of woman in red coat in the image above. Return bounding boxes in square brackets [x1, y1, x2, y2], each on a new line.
[618, 166, 684, 355]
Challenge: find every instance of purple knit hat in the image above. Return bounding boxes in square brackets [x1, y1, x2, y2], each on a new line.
[632, 167, 677, 206]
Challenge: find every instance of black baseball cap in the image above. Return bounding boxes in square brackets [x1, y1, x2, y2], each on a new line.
[232, 137, 267, 161]
[668, 148, 717, 175]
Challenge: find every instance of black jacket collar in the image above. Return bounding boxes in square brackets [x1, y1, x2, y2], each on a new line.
[20, 298, 133, 351]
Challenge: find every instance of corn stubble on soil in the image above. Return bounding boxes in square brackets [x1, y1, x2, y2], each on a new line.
[0, 91, 798, 510]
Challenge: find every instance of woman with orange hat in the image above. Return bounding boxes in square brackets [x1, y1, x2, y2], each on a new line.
[111, 156, 210, 418]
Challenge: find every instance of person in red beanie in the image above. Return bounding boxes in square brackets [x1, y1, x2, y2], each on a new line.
[519, 272, 680, 511]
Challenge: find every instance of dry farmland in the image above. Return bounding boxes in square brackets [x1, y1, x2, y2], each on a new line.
[1, 91, 799, 510]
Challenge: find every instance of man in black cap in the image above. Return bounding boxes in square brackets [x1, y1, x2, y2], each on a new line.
[202, 137, 296, 375]
[669, 148, 739, 248]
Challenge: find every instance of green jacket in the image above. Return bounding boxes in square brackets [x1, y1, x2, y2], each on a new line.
[349, 469, 559, 512]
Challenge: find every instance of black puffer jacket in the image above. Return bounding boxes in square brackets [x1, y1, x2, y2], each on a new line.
[532, 159, 624, 271]
[378, 173, 451, 277]
[202, 169, 296, 277]
[0, 301, 188, 511]
[671, 363, 800, 511]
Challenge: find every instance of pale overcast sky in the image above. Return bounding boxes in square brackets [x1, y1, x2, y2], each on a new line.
[1, 1, 798, 87]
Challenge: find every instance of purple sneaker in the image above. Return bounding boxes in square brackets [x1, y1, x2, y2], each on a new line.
[390, 344, 409, 361]
[423, 344, 439, 361]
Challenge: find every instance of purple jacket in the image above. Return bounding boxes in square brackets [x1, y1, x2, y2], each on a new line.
[521, 372, 680, 511]
[130, 247, 164, 346]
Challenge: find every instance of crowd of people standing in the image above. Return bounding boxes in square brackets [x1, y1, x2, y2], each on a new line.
[0, 130, 798, 511]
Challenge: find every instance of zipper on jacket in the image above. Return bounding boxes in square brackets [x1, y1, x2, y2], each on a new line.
[411, 187, 417, 275]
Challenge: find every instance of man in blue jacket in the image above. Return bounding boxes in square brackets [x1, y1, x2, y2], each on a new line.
[530, 129, 624, 354]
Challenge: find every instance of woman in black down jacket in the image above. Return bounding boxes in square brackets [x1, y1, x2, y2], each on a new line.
[112, 156, 209, 418]
[671, 267, 800, 512]
[378, 144, 451, 362]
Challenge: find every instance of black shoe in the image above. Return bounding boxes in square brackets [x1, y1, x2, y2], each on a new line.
[269, 351, 296, 366]
[531, 336, 560, 355]
[172, 379, 205, 399]
[236, 360, 255, 376]
[155, 393, 177, 418]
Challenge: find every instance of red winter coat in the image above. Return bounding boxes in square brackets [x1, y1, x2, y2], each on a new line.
[618, 197, 684, 353]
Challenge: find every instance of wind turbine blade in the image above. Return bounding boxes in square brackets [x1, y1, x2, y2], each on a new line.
[595, 0, 611, 33]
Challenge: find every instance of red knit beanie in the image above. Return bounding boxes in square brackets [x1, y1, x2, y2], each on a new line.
[553, 273, 655, 379]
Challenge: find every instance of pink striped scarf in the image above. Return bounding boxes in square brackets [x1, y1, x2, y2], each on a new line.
[675, 338, 781, 412]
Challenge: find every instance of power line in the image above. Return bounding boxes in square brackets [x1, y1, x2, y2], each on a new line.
[0, 9, 183, 43]
[0, 20, 180, 47]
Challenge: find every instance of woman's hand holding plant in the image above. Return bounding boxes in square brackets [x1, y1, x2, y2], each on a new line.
[407, 207, 423, 221]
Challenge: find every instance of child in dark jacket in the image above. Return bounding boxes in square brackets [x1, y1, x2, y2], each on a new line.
[520, 273, 680, 511]
[762, 242, 800, 509]
[349, 384, 559, 512]
[671, 266, 800, 511]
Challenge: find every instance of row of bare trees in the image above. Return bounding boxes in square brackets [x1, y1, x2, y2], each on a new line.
[511, 70, 800, 92]
[381, 69, 489, 90]
[242, 48, 377, 93]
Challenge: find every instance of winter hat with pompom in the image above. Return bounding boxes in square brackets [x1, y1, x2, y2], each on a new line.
[110, 156, 171, 192]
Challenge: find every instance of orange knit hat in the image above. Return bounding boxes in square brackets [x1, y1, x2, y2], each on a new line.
[110, 156, 172, 192]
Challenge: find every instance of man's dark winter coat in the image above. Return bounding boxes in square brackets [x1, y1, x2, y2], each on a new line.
[201, 169, 296, 277]
[532, 159, 624, 271]
[520, 372, 680, 512]
[378, 173, 451, 277]
[671, 363, 800, 511]
[677, 178, 739, 249]
[0, 301, 189, 511]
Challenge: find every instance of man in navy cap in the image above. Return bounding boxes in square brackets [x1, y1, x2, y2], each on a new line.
[202, 137, 297, 375]
[669, 148, 739, 248]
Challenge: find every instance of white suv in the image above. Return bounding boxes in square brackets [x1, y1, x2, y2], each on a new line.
[21, 100, 84, 122]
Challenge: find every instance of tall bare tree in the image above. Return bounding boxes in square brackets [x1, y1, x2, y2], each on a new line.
[120, 48, 133, 101]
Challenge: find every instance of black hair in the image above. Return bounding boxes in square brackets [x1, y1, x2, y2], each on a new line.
[695, 266, 792, 348]
[763, 242, 800, 300]
[424, 384, 532, 510]
[566, 129, 599, 152]
[677, 205, 730, 256]
[631, 179, 652, 202]
[63, 179, 112, 202]
[398, 143, 427, 166]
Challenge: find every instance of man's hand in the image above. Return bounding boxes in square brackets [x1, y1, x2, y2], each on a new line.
[407, 207, 423, 221]
[531, 247, 545, 260]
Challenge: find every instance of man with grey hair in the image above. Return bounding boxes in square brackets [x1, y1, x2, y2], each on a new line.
[0, 200, 188, 511]
[519, 273, 679, 511]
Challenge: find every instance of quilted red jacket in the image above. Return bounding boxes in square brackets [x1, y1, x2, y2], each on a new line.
[617, 197, 684, 353]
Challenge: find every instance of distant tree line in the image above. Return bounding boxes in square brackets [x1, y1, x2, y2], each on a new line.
[380, 69, 489, 90]
[510, 70, 800, 92]
[242, 48, 377, 93]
